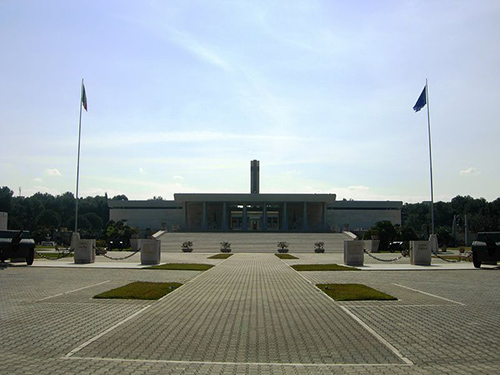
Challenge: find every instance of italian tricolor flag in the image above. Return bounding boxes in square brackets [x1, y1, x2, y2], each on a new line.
[81, 82, 87, 111]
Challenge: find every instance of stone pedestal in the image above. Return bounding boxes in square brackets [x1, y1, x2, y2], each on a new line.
[410, 241, 431, 266]
[364, 240, 380, 253]
[71, 232, 80, 250]
[141, 239, 161, 265]
[74, 239, 96, 264]
[429, 234, 438, 253]
[344, 240, 364, 267]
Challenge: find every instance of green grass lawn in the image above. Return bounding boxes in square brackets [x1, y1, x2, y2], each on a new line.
[275, 253, 299, 259]
[317, 283, 397, 301]
[94, 281, 182, 300]
[291, 264, 359, 271]
[208, 254, 233, 259]
[146, 263, 214, 271]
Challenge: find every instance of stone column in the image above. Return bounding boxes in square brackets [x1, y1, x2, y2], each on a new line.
[262, 204, 268, 231]
[183, 202, 188, 230]
[242, 204, 248, 231]
[322, 203, 327, 231]
[281, 202, 288, 231]
[302, 202, 308, 231]
[222, 202, 228, 231]
[201, 202, 207, 231]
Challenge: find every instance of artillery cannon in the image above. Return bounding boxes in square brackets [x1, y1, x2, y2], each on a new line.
[471, 232, 500, 268]
[0, 230, 36, 265]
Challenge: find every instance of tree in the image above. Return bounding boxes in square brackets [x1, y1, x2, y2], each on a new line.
[111, 194, 128, 201]
[365, 221, 399, 250]
[0, 186, 13, 212]
[436, 227, 452, 248]
[398, 225, 418, 242]
[36, 210, 61, 229]
[82, 212, 103, 231]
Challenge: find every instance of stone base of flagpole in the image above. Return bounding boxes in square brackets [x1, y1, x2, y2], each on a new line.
[429, 234, 438, 253]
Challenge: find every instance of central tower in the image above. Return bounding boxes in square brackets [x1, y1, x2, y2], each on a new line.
[250, 160, 259, 194]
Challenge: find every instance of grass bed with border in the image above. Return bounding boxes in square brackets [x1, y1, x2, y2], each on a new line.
[208, 254, 233, 259]
[317, 283, 397, 301]
[292, 264, 359, 271]
[146, 263, 214, 271]
[275, 253, 299, 260]
[94, 281, 182, 300]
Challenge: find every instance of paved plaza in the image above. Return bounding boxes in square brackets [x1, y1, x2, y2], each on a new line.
[1, 236, 500, 374]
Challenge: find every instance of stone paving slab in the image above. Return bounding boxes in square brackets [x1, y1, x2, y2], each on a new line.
[298, 269, 500, 368]
[69, 254, 405, 365]
[1, 255, 500, 374]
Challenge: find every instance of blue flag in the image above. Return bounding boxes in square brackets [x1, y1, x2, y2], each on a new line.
[413, 85, 427, 112]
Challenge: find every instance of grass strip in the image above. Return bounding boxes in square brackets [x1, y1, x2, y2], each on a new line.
[146, 263, 214, 271]
[34, 252, 74, 259]
[275, 253, 299, 260]
[208, 254, 233, 259]
[292, 264, 359, 271]
[317, 283, 397, 301]
[94, 281, 182, 300]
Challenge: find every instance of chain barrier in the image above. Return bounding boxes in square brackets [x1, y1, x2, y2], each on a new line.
[364, 249, 409, 262]
[35, 246, 74, 260]
[364, 247, 472, 263]
[99, 247, 141, 261]
[431, 249, 473, 263]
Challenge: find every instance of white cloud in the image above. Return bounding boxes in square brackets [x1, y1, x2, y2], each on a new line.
[45, 168, 61, 177]
[169, 28, 232, 72]
[459, 167, 479, 176]
[86, 131, 304, 148]
[33, 177, 43, 183]
[139, 168, 145, 175]
[347, 185, 370, 191]
[281, 170, 301, 176]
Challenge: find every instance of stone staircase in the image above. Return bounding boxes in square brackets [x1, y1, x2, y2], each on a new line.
[158, 232, 353, 253]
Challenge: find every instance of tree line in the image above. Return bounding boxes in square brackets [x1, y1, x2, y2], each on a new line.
[0, 186, 129, 243]
[363, 195, 500, 248]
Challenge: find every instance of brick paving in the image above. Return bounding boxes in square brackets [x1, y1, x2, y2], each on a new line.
[1, 253, 500, 374]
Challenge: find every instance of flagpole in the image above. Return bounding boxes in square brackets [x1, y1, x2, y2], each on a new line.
[75, 78, 84, 233]
[425, 78, 435, 235]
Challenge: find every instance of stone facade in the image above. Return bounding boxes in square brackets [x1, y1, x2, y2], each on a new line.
[109, 195, 402, 233]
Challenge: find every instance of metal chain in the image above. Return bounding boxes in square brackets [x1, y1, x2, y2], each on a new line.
[100, 247, 141, 261]
[363, 249, 409, 262]
[431, 249, 472, 263]
[35, 247, 74, 260]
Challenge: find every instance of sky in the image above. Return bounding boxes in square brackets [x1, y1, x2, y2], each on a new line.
[1, 0, 499, 203]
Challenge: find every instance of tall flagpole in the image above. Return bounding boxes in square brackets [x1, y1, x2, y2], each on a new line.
[425, 78, 435, 235]
[75, 79, 84, 233]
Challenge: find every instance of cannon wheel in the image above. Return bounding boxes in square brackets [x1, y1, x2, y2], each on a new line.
[26, 248, 34, 265]
[472, 251, 481, 269]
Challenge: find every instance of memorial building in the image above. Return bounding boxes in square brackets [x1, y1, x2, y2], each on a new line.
[109, 161, 402, 233]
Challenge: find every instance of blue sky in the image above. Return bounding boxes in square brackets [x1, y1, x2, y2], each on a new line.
[1, 0, 499, 203]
